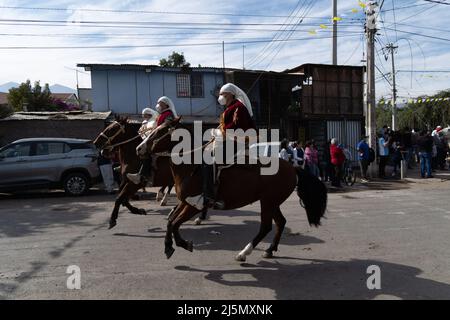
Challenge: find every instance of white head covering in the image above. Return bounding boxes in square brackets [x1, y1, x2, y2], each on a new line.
[219, 83, 253, 117]
[142, 108, 158, 117]
[157, 96, 178, 117]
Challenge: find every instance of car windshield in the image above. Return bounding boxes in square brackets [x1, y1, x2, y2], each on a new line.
[0, 143, 31, 158]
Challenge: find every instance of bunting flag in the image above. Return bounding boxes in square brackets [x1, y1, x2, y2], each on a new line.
[332, 16, 343, 22]
[351, 8, 359, 14]
[319, 24, 328, 29]
[378, 97, 450, 105]
[358, 0, 367, 8]
[308, 29, 317, 35]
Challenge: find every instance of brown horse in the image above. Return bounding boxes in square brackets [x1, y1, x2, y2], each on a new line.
[93, 117, 176, 229]
[140, 118, 328, 261]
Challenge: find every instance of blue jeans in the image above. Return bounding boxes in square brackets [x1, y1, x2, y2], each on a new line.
[419, 152, 432, 177]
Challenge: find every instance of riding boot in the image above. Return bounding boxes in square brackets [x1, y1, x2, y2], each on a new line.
[127, 157, 152, 185]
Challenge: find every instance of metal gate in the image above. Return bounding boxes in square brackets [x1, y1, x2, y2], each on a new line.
[327, 120, 361, 164]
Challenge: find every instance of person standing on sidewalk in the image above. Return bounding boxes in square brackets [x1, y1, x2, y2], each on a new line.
[330, 138, 345, 187]
[357, 136, 370, 182]
[98, 153, 115, 194]
[378, 133, 390, 179]
[417, 130, 434, 178]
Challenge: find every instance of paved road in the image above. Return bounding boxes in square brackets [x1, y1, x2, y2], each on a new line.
[0, 174, 450, 300]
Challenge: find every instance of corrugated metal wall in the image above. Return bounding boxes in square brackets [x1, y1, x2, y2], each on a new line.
[327, 120, 361, 163]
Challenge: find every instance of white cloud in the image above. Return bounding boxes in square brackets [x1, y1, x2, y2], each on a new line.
[0, 0, 447, 99]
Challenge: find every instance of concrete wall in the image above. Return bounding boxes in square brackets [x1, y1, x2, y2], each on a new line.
[0, 120, 106, 147]
[90, 68, 224, 117]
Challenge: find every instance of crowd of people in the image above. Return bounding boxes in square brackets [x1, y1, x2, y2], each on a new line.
[279, 124, 449, 188]
[279, 138, 357, 188]
[377, 125, 449, 179]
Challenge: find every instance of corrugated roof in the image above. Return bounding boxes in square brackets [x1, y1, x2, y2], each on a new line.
[1, 111, 112, 121]
[113, 113, 219, 125]
[77, 63, 236, 73]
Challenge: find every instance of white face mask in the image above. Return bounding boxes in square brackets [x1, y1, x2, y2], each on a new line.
[218, 95, 227, 106]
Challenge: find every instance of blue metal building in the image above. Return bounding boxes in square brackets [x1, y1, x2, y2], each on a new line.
[77, 64, 225, 122]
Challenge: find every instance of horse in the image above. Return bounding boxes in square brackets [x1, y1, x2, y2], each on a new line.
[138, 118, 328, 261]
[93, 116, 176, 229]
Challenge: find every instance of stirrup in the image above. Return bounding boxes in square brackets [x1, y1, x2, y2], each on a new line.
[127, 173, 142, 185]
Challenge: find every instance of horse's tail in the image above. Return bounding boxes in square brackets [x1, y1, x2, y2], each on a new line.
[296, 167, 327, 227]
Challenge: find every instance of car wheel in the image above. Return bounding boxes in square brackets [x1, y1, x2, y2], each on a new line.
[63, 173, 89, 196]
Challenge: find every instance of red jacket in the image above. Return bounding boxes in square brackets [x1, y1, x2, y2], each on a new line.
[330, 144, 345, 166]
[157, 110, 175, 127]
[221, 100, 255, 131]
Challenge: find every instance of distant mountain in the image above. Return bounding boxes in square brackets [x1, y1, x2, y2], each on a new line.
[50, 84, 77, 94]
[0, 82, 76, 94]
[0, 82, 19, 93]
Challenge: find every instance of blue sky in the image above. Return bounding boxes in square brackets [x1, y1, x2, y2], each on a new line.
[0, 0, 449, 100]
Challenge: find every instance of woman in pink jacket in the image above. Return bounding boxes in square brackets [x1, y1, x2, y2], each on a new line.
[305, 141, 320, 178]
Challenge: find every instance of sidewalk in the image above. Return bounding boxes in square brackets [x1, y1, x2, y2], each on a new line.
[327, 165, 450, 194]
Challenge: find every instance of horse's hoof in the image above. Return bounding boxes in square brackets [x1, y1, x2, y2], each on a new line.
[108, 221, 117, 230]
[235, 254, 246, 262]
[194, 218, 202, 225]
[165, 247, 175, 259]
[186, 241, 194, 252]
[138, 209, 146, 215]
[262, 251, 273, 259]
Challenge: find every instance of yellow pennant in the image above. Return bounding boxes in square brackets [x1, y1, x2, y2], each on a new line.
[359, 0, 366, 8]
[351, 8, 359, 13]
[319, 24, 328, 29]
[333, 16, 343, 22]
[309, 29, 317, 35]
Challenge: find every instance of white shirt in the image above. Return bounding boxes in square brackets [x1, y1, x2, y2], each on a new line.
[279, 148, 290, 161]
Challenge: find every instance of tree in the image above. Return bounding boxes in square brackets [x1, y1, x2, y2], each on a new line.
[159, 52, 191, 68]
[376, 88, 450, 131]
[8, 80, 54, 112]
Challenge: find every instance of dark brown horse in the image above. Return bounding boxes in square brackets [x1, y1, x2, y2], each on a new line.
[141, 118, 328, 261]
[93, 117, 176, 229]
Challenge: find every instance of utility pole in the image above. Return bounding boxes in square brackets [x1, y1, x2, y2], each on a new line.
[386, 43, 398, 131]
[366, 2, 378, 151]
[222, 41, 225, 69]
[332, 0, 338, 65]
[242, 45, 245, 70]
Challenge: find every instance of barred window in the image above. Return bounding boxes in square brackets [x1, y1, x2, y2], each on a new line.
[190, 73, 204, 98]
[176, 74, 191, 97]
[176, 73, 204, 98]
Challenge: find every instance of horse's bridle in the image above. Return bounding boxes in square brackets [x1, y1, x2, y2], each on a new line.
[99, 121, 126, 151]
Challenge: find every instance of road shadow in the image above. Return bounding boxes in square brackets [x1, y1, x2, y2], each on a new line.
[149, 217, 324, 252]
[175, 259, 450, 300]
[0, 195, 111, 238]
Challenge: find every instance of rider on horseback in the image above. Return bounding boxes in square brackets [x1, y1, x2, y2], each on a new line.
[139, 108, 158, 139]
[202, 83, 256, 209]
[127, 96, 178, 185]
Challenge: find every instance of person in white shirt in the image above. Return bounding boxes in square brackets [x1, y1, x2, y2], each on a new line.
[279, 140, 290, 161]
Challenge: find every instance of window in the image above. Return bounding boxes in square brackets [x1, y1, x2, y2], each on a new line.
[0, 143, 31, 158]
[176, 73, 204, 98]
[35, 142, 67, 156]
[190, 73, 204, 98]
[176, 74, 191, 97]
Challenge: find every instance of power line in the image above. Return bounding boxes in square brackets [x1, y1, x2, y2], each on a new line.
[0, 5, 362, 20]
[0, 33, 362, 50]
[246, 0, 306, 68]
[423, 0, 450, 5]
[0, 21, 360, 32]
[0, 18, 353, 27]
[382, 27, 450, 42]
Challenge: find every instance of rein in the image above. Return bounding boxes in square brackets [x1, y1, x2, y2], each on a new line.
[107, 134, 141, 150]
